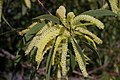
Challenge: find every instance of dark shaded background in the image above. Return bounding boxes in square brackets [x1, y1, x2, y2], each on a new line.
[0, 0, 120, 80]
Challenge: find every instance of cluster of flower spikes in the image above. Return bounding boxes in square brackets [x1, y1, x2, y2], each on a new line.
[19, 5, 105, 78]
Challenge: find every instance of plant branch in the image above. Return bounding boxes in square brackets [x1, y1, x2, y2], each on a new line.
[73, 70, 95, 80]
[21, 64, 24, 80]
[0, 49, 16, 60]
[0, 28, 22, 36]
[73, 63, 109, 79]
[88, 63, 108, 74]
[37, 0, 52, 15]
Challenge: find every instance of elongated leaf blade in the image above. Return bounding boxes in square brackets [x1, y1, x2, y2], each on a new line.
[33, 14, 60, 24]
[24, 0, 31, 9]
[21, 22, 45, 51]
[22, 4, 27, 15]
[81, 41, 101, 65]
[24, 22, 46, 42]
[81, 9, 117, 17]
[29, 46, 38, 63]
[68, 41, 76, 73]
[46, 42, 55, 80]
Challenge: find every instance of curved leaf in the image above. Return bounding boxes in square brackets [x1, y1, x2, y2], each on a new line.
[24, 0, 31, 9]
[81, 41, 101, 65]
[75, 27, 103, 44]
[72, 15, 104, 29]
[33, 14, 60, 24]
[24, 22, 46, 42]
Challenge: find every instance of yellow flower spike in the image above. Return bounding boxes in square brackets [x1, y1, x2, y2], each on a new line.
[67, 12, 75, 23]
[35, 26, 60, 68]
[56, 6, 67, 26]
[84, 35, 97, 49]
[75, 27, 103, 44]
[70, 38, 88, 77]
[25, 22, 52, 55]
[72, 15, 104, 29]
[42, 40, 53, 55]
[108, 0, 120, 14]
[52, 35, 63, 65]
[61, 38, 68, 76]
[56, 6, 66, 20]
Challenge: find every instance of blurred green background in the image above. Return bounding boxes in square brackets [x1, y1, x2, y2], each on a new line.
[0, 0, 120, 80]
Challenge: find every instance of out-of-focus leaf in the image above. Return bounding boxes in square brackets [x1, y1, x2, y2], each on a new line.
[15, 55, 21, 66]
[31, 0, 36, 2]
[0, 0, 2, 22]
[2, 15, 14, 30]
[81, 41, 101, 65]
[30, 67, 37, 80]
[33, 14, 60, 24]
[81, 9, 117, 17]
[22, 4, 27, 15]
[24, 0, 31, 9]
[13, 13, 22, 19]
[100, 71, 112, 80]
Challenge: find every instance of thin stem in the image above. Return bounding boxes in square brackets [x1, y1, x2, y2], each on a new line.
[2, 15, 15, 30]
[0, 28, 22, 36]
[37, 0, 52, 15]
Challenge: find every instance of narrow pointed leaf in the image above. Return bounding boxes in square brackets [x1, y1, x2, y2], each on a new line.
[20, 22, 45, 51]
[24, 0, 31, 9]
[46, 42, 56, 80]
[68, 40, 76, 72]
[81, 9, 117, 17]
[81, 41, 101, 65]
[33, 14, 60, 24]
[28, 46, 38, 63]
[24, 22, 46, 42]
